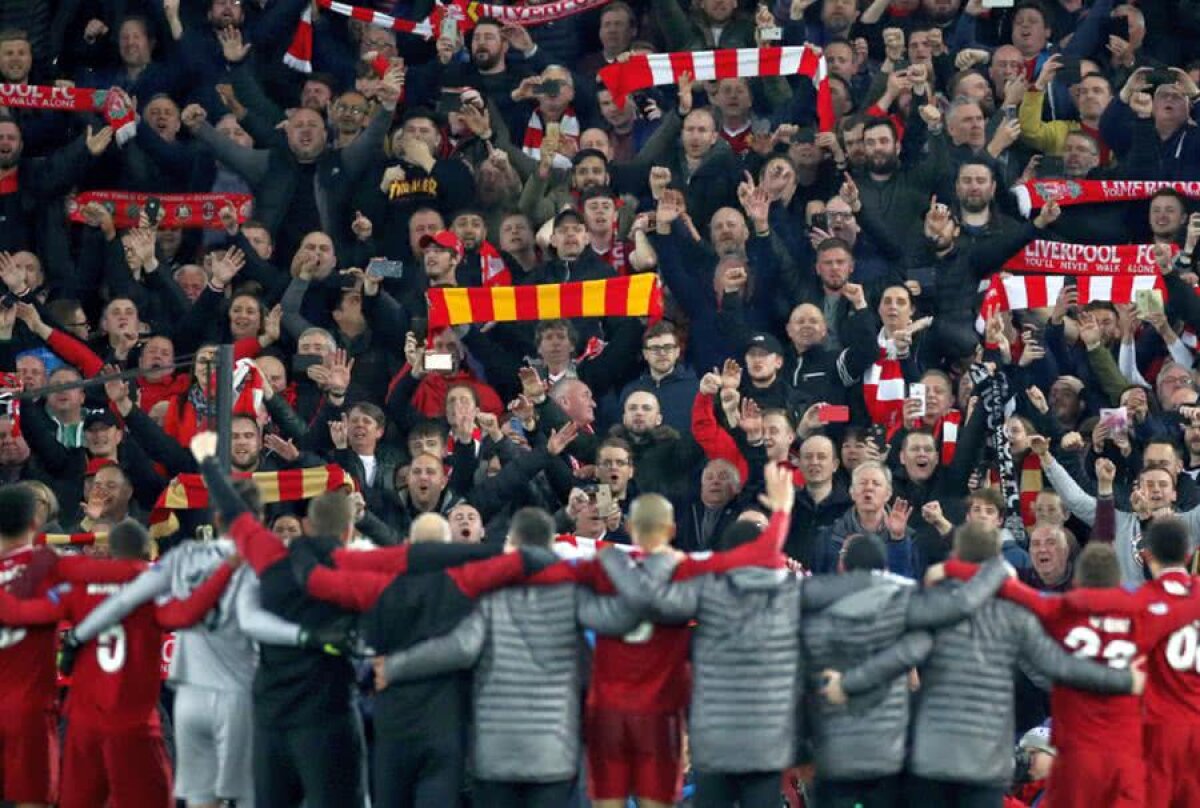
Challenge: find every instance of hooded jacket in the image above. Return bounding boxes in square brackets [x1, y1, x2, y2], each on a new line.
[600, 549, 862, 773]
[801, 560, 1009, 781]
[377, 582, 639, 782]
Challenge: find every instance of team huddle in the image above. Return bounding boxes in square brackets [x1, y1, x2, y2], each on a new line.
[0, 434, 1196, 808]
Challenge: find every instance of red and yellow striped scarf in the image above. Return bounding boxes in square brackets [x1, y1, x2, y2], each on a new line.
[149, 465, 356, 538]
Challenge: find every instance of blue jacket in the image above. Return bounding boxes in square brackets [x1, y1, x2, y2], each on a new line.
[619, 366, 701, 436]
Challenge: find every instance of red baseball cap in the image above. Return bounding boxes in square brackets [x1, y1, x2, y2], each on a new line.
[419, 230, 465, 260]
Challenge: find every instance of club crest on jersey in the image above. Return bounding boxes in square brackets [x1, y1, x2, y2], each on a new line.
[1150, 602, 1169, 615]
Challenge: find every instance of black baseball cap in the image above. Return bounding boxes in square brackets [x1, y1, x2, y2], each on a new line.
[745, 331, 784, 356]
[84, 411, 120, 430]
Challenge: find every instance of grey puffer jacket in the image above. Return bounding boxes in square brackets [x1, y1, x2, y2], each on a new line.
[801, 560, 1009, 782]
[379, 583, 638, 783]
[902, 583, 1134, 787]
[600, 552, 861, 774]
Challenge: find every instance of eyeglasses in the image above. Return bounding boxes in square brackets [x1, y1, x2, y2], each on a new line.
[826, 211, 854, 221]
[598, 459, 630, 468]
[643, 343, 678, 354]
[334, 104, 369, 115]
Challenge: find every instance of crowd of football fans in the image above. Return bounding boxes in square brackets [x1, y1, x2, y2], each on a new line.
[3, 0, 1200, 804]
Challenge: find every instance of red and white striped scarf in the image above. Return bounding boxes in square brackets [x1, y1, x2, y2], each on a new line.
[286, 0, 612, 72]
[598, 45, 834, 131]
[987, 452, 1043, 527]
[862, 330, 905, 427]
[978, 272, 1165, 330]
[934, 409, 961, 466]
[523, 107, 579, 171]
[479, 241, 512, 287]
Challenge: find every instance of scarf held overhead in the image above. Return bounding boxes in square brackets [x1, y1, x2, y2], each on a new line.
[148, 464, 356, 538]
[285, 0, 613, 72]
[1013, 179, 1200, 217]
[427, 274, 663, 329]
[67, 191, 254, 230]
[0, 83, 135, 144]
[598, 45, 835, 132]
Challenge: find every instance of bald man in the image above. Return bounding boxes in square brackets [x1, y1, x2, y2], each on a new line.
[589, 468, 803, 808]
[409, 513, 452, 544]
[781, 302, 871, 409]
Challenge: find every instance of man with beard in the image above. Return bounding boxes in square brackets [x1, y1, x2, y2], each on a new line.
[520, 149, 642, 239]
[655, 0, 756, 50]
[432, 18, 548, 134]
[853, 117, 948, 260]
[0, 118, 112, 253]
[610, 391, 705, 505]
[808, 176, 906, 283]
[620, 323, 700, 435]
[450, 209, 522, 288]
[183, 68, 399, 262]
[927, 163, 1061, 357]
[375, 111, 476, 260]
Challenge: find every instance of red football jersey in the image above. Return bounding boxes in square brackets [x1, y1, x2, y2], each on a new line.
[948, 563, 1200, 752]
[60, 582, 164, 731]
[1140, 569, 1200, 726]
[0, 545, 61, 714]
[573, 511, 790, 715]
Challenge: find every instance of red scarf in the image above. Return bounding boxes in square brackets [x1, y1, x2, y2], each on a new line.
[0, 83, 135, 144]
[988, 453, 1043, 527]
[934, 409, 961, 466]
[286, 0, 612, 71]
[862, 331, 905, 427]
[1013, 178, 1200, 216]
[599, 45, 833, 131]
[479, 241, 512, 287]
[523, 107, 580, 171]
[68, 191, 253, 230]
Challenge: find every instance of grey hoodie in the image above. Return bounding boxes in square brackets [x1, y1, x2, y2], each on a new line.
[801, 560, 1008, 781]
[600, 551, 863, 774]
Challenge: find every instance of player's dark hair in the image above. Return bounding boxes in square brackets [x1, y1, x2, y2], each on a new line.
[1074, 543, 1120, 588]
[508, 507, 555, 548]
[231, 478, 264, 520]
[0, 484, 36, 539]
[966, 486, 1007, 517]
[109, 520, 152, 560]
[716, 520, 763, 551]
[842, 534, 888, 572]
[1145, 517, 1190, 567]
[953, 523, 1002, 562]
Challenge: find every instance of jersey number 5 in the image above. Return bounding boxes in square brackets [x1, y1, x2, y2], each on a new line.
[96, 626, 127, 673]
[1063, 626, 1137, 670]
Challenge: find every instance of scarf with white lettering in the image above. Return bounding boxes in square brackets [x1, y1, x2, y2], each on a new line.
[523, 107, 579, 171]
[285, 0, 612, 72]
[1013, 179, 1200, 217]
[67, 191, 254, 230]
[862, 330, 905, 427]
[598, 45, 834, 131]
[0, 83, 135, 145]
[970, 363, 1026, 543]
